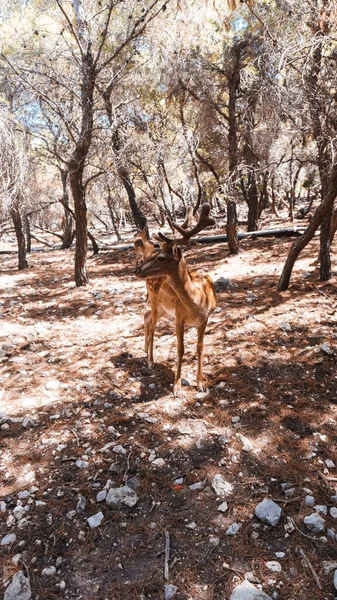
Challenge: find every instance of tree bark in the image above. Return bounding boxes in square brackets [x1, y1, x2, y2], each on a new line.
[11, 206, 28, 270]
[25, 215, 31, 253]
[226, 199, 240, 254]
[278, 165, 337, 291]
[246, 173, 259, 231]
[320, 205, 333, 281]
[60, 169, 73, 249]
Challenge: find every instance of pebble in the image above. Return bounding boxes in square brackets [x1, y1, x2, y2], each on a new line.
[42, 566, 56, 576]
[275, 552, 285, 559]
[0, 500, 6, 512]
[212, 474, 233, 497]
[266, 561, 282, 573]
[18, 490, 30, 500]
[237, 434, 253, 452]
[334, 570, 337, 591]
[209, 536, 220, 546]
[152, 458, 166, 467]
[4, 570, 31, 600]
[189, 481, 205, 491]
[304, 512, 326, 533]
[232, 416, 241, 423]
[304, 495, 315, 507]
[214, 277, 234, 291]
[113, 445, 127, 455]
[280, 321, 291, 332]
[1, 533, 17, 545]
[284, 516, 295, 534]
[96, 490, 107, 502]
[75, 459, 89, 469]
[229, 580, 272, 600]
[325, 459, 335, 469]
[76, 495, 86, 514]
[106, 486, 138, 509]
[165, 584, 178, 599]
[87, 512, 104, 529]
[255, 499, 282, 527]
[226, 522, 241, 535]
[330, 507, 337, 519]
[218, 501, 228, 513]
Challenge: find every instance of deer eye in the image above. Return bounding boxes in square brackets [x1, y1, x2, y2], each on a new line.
[158, 255, 166, 261]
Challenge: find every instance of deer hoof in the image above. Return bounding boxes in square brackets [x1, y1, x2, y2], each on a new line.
[173, 383, 183, 397]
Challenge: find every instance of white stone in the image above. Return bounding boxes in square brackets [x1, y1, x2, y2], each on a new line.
[226, 523, 241, 536]
[87, 512, 104, 529]
[212, 474, 233, 497]
[1, 533, 17, 545]
[330, 507, 337, 519]
[325, 459, 335, 469]
[238, 434, 253, 452]
[229, 580, 272, 600]
[266, 561, 282, 573]
[209, 536, 220, 546]
[304, 495, 315, 507]
[334, 569, 337, 591]
[4, 571, 31, 600]
[218, 501, 228, 513]
[189, 481, 205, 491]
[113, 445, 127, 455]
[152, 458, 166, 467]
[75, 459, 89, 469]
[106, 486, 138, 509]
[280, 321, 291, 332]
[255, 499, 282, 527]
[42, 566, 56, 576]
[165, 584, 178, 599]
[232, 416, 241, 423]
[304, 512, 326, 534]
[45, 380, 60, 390]
[18, 490, 30, 500]
[96, 490, 107, 503]
[275, 552, 285, 559]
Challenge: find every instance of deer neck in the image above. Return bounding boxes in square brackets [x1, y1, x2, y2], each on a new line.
[166, 258, 200, 315]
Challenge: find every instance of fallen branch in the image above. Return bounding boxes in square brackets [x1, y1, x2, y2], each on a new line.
[296, 546, 322, 590]
[164, 529, 170, 581]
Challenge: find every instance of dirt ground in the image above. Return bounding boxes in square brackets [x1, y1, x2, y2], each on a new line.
[1, 222, 337, 600]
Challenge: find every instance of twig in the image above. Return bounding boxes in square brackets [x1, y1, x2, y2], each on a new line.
[315, 286, 331, 299]
[296, 546, 322, 590]
[60, 457, 77, 462]
[68, 428, 80, 447]
[164, 529, 170, 581]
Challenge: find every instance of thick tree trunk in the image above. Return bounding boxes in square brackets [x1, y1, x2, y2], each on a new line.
[226, 200, 239, 254]
[11, 206, 28, 270]
[69, 169, 89, 286]
[320, 205, 333, 281]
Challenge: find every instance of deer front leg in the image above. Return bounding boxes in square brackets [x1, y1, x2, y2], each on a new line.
[144, 310, 151, 354]
[174, 317, 185, 396]
[147, 307, 160, 368]
[196, 322, 207, 391]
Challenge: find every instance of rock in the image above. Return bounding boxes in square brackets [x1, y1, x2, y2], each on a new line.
[165, 584, 178, 599]
[325, 459, 335, 469]
[76, 495, 86, 514]
[113, 445, 127, 455]
[214, 277, 234, 292]
[304, 495, 315, 507]
[304, 513, 326, 534]
[321, 342, 334, 356]
[238, 434, 253, 452]
[330, 507, 337, 519]
[42, 566, 56, 576]
[255, 499, 282, 527]
[209, 536, 220, 546]
[13, 506, 26, 520]
[275, 552, 285, 559]
[45, 380, 60, 390]
[87, 511, 104, 529]
[266, 561, 282, 573]
[152, 458, 166, 467]
[106, 486, 138, 509]
[212, 474, 233, 497]
[1, 533, 17, 545]
[229, 580, 272, 600]
[334, 569, 337, 591]
[18, 490, 30, 500]
[4, 571, 31, 600]
[232, 416, 241, 423]
[218, 501, 228, 513]
[75, 459, 89, 469]
[226, 523, 241, 535]
[181, 378, 190, 386]
[284, 517, 295, 534]
[189, 481, 205, 491]
[96, 490, 107, 502]
[280, 321, 291, 332]
[284, 487, 296, 498]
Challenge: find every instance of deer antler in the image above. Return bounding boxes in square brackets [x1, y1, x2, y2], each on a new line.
[157, 203, 215, 246]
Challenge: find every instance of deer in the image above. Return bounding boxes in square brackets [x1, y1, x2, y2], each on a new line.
[133, 228, 155, 266]
[135, 203, 216, 396]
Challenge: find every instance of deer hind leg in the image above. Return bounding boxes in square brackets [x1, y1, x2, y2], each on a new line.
[196, 322, 207, 391]
[147, 307, 161, 368]
[144, 310, 152, 353]
[174, 317, 185, 396]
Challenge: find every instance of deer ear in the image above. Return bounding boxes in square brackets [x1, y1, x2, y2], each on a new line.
[172, 245, 182, 260]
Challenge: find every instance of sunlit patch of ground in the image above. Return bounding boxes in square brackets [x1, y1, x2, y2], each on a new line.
[1, 222, 337, 599]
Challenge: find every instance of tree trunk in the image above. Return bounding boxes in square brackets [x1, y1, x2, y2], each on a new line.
[226, 200, 239, 254]
[320, 205, 333, 281]
[278, 166, 337, 291]
[69, 169, 89, 286]
[88, 230, 99, 255]
[60, 169, 73, 249]
[246, 173, 259, 231]
[11, 206, 28, 270]
[106, 185, 122, 241]
[25, 215, 31, 253]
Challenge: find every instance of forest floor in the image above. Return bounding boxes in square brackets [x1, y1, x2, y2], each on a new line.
[1, 219, 337, 600]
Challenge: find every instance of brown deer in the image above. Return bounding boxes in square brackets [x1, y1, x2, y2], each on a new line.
[133, 228, 155, 265]
[135, 204, 216, 396]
